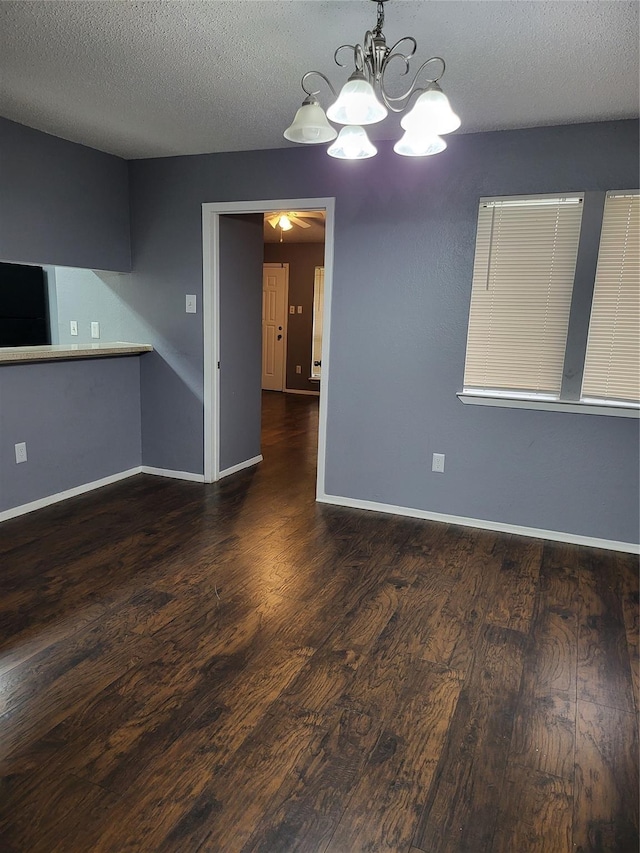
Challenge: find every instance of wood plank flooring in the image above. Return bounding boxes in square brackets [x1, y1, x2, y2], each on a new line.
[0, 391, 638, 852]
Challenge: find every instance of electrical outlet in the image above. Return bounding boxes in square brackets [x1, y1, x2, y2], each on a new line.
[15, 442, 27, 464]
[91, 321, 100, 339]
[289, 305, 295, 314]
[296, 365, 302, 374]
[432, 453, 445, 473]
[186, 294, 197, 314]
[70, 320, 78, 336]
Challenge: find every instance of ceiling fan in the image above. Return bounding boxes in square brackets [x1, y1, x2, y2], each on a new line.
[266, 211, 325, 232]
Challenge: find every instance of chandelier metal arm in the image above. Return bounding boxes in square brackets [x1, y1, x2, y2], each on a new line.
[362, 31, 376, 73]
[383, 36, 418, 71]
[301, 70, 337, 100]
[379, 55, 446, 112]
[286, 0, 460, 158]
[334, 43, 360, 71]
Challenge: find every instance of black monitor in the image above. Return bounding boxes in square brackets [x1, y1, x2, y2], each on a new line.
[0, 262, 51, 347]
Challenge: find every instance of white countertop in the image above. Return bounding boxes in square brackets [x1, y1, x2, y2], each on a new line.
[0, 342, 153, 364]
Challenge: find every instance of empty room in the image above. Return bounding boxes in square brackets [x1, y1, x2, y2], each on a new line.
[0, 1, 638, 851]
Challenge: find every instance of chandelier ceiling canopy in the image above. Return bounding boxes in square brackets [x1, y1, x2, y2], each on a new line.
[284, 0, 461, 160]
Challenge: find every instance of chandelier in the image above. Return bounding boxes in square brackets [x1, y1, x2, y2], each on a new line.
[283, 0, 461, 160]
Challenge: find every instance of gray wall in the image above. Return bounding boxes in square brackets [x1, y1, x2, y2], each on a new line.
[0, 116, 131, 271]
[128, 120, 639, 544]
[0, 119, 139, 513]
[219, 214, 264, 472]
[51, 266, 151, 345]
[263, 242, 325, 392]
[0, 357, 142, 512]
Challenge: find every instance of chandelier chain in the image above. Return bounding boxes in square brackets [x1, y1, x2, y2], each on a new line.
[374, 1, 385, 36]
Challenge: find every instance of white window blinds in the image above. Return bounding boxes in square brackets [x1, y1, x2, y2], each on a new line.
[311, 266, 324, 379]
[463, 195, 584, 397]
[581, 192, 640, 405]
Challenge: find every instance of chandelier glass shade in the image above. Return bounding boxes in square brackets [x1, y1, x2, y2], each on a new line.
[283, 96, 338, 144]
[326, 75, 388, 126]
[400, 86, 461, 135]
[283, 0, 461, 160]
[327, 125, 377, 160]
[393, 131, 446, 158]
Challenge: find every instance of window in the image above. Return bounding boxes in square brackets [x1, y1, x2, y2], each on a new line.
[461, 191, 639, 414]
[464, 194, 584, 398]
[582, 193, 640, 405]
[311, 266, 324, 380]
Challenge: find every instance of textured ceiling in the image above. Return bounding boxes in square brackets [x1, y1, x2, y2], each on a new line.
[0, 1, 638, 160]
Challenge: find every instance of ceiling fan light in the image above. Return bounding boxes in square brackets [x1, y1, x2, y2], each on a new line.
[326, 76, 387, 126]
[401, 85, 461, 135]
[327, 125, 377, 160]
[393, 131, 447, 157]
[278, 215, 293, 231]
[284, 100, 338, 144]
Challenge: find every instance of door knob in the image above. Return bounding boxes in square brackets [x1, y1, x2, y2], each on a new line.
[277, 334, 283, 340]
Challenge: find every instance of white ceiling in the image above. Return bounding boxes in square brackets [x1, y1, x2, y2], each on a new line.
[0, 1, 637, 160]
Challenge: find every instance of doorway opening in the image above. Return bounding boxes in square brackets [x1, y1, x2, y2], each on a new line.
[202, 197, 335, 498]
[262, 208, 325, 396]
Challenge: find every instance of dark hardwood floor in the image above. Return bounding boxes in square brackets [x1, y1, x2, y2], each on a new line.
[0, 391, 638, 852]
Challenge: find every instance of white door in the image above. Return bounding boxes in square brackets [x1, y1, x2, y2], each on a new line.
[262, 264, 288, 391]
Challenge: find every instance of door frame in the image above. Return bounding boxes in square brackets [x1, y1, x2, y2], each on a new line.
[202, 197, 335, 495]
[262, 262, 290, 393]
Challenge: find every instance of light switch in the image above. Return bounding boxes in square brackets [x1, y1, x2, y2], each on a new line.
[186, 295, 197, 314]
[91, 321, 100, 339]
[70, 320, 78, 336]
[297, 306, 303, 314]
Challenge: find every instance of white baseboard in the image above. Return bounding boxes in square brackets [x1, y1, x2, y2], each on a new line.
[218, 454, 263, 480]
[284, 388, 320, 396]
[0, 467, 142, 523]
[317, 492, 640, 555]
[141, 466, 205, 483]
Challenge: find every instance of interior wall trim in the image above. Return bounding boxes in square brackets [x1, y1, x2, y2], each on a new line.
[317, 492, 640, 555]
[0, 467, 142, 523]
[284, 388, 320, 396]
[218, 454, 263, 480]
[141, 466, 205, 482]
[202, 196, 335, 492]
[0, 464, 212, 522]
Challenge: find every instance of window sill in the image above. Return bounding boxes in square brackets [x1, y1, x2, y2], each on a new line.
[457, 393, 639, 418]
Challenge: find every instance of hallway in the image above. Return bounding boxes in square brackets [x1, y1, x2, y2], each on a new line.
[0, 392, 637, 852]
